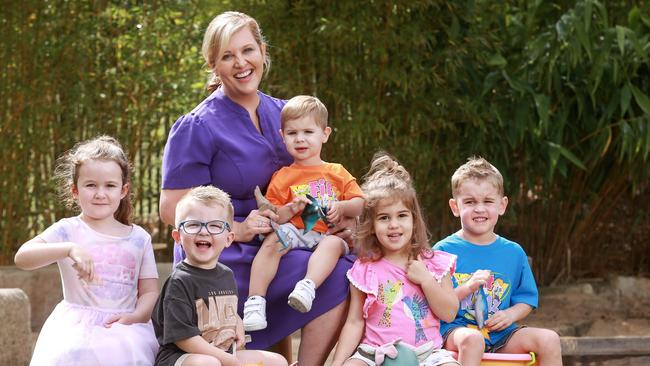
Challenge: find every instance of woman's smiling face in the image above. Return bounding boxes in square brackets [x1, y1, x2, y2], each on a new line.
[214, 26, 266, 102]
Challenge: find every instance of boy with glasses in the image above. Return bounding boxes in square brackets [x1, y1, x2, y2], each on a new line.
[152, 186, 287, 366]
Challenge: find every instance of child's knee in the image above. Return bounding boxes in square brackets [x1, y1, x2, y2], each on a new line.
[536, 328, 561, 353]
[260, 234, 285, 253]
[456, 328, 485, 350]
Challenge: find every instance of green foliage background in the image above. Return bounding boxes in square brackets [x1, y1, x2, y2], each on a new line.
[2, 0, 648, 284]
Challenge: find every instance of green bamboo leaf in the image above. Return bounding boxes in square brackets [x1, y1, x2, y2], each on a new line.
[584, 0, 593, 31]
[502, 70, 531, 94]
[630, 84, 650, 115]
[487, 54, 507, 68]
[616, 25, 626, 56]
[533, 93, 550, 131]
[547, 141, 587, 170]
[620, 84, 631, 117]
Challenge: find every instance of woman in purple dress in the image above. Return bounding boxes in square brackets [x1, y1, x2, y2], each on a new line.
[159, 11, 353, 365]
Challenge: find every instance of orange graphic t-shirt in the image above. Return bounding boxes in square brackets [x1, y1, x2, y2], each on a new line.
[265, 162, 363, 233]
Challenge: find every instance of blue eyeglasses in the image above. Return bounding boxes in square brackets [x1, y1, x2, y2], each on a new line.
[178, 220, 231, 235]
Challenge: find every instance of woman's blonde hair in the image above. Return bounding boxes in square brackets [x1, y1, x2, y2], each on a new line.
[202, 11, 270, 93]
[356, 152, 432, 262]
[54, 136, 133, 225]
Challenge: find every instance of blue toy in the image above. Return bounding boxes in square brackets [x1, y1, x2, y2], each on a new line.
[300, 194, 332, 233]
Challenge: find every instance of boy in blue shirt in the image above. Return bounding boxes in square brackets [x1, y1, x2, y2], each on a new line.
[434, 157, 562, 366]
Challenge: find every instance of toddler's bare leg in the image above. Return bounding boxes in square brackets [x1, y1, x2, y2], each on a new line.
[444, 327, 484, 366]
[249, 232, 287, 297]
[304, 235, 346, 288]
[498, 327, 562, 366]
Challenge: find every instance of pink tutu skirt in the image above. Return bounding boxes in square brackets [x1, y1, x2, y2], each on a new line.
[30, 301, 158, 366]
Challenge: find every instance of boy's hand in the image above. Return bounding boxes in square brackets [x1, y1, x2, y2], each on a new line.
[406, 256, 433, 285]
[467, 269, 491, 292]
[485, 309, 515, 332]
[235, 316, 246, 350]
[326, 201, 342, 223]
[286, 196, 310, 216]
[69, 245, 94, 282]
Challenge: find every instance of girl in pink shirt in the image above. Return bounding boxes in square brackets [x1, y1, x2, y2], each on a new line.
[332, 152, 460, 366]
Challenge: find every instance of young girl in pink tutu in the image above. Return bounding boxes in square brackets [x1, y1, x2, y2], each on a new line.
[15, 136, 159, 365]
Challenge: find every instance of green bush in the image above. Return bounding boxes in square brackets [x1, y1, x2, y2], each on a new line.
[2, 0, 648, 283]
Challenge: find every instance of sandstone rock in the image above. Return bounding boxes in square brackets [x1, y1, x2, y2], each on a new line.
[0, 288, 32, 365]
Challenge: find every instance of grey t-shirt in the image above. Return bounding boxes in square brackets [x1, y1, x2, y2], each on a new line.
[152, 261, 238, 366]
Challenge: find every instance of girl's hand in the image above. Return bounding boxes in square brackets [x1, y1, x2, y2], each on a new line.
[467, 269, 491, 292]
[485, 309, 514, 332]
[237, 209, 279, 242]
[68, 245, 94, 282]
[406, 256, 433, 285]
[104, 312, 138, 327]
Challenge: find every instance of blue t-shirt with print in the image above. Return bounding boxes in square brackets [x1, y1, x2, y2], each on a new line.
[433, 234, 538, 347]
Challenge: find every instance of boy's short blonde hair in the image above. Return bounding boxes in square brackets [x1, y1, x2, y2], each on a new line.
[281, 95, 328, 130]
[451, 157, 504, 197]
[175, 186, 234, 227]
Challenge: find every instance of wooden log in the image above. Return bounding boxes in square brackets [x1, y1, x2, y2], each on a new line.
[561, 336, 650, 356]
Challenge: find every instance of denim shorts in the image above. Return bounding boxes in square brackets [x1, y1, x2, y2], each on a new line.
[442, 325, 526, 353]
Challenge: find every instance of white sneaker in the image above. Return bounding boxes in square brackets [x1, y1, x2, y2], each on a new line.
[288, 279, 316, 313]
[243, 296, 267, 331]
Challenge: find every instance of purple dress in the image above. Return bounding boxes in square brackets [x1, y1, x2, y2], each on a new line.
[161, 89, 354, 349]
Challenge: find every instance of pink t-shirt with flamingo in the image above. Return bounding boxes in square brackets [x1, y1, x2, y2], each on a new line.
[347, 249, 456, 348]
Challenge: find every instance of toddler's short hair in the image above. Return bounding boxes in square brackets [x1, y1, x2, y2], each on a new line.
[451, 157, 504, 197]
[281, 95, 328, 130]
[175, 186, 234, 227]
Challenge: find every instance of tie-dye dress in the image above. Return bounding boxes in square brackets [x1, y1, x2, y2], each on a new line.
[29, 216, 159, 365]
[347, 250, 456, 348]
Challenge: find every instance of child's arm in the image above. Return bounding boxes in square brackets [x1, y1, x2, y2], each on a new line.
[330, 286, 365, 366]
[327, 197, 364, 224]
[407, 258, 459, 323]
[175, 336, 239, 366]
[104, 278, 159, 327]
[454, 269, 491, 300]
[485, 303, 533, 332]
[14, 237, 94, 278]
[276, 195, 311, 223]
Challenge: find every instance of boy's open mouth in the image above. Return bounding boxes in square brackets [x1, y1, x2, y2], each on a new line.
[196, 240, 212, 248]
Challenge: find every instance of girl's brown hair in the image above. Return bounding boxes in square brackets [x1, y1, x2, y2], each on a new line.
[356, 152, 432, 261]
[54, 136, 133, 225]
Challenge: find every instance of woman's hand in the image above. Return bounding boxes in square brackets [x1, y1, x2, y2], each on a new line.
[69, 245, 94, 282]
[326, 216, 356, 243]
[235, 208, 279, 243]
